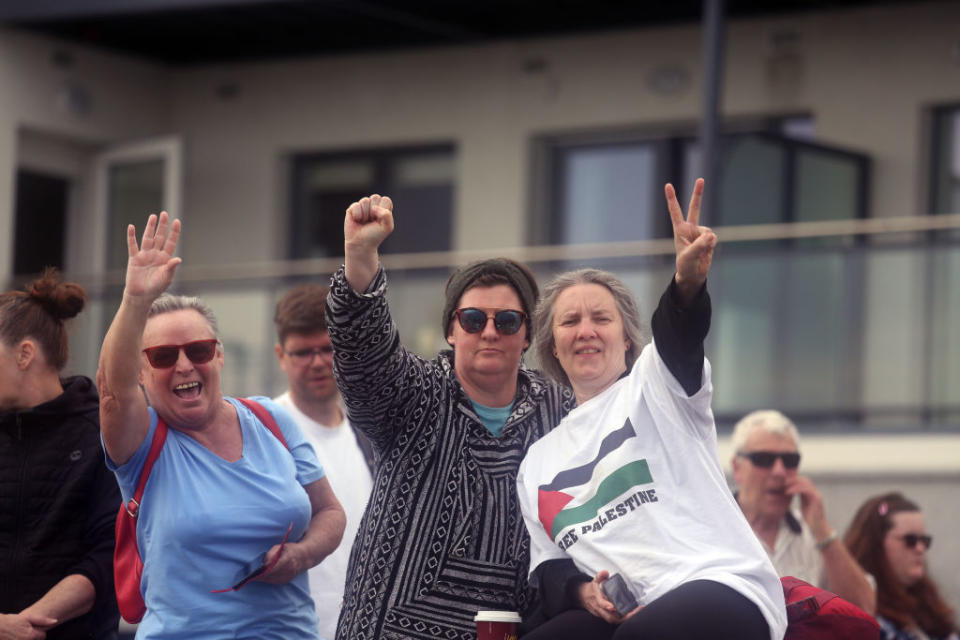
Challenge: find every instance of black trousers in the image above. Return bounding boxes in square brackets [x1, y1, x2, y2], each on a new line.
[521, 580, 770, 640]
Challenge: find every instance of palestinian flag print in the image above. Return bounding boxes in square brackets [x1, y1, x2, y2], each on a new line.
[537, 418, 654, 541]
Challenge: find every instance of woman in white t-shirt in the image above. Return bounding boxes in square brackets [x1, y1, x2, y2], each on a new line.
[517, 179, 786, 640]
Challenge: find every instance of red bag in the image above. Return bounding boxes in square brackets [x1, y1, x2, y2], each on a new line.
[781, 576, 879, 640]
[113, 399, 288, 623]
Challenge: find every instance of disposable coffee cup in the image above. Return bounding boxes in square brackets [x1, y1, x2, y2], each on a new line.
[474, 610, 521, 640]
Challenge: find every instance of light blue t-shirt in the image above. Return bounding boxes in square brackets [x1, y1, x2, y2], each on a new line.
[470, 399, 514, 437]
[106, 396, 325, 640]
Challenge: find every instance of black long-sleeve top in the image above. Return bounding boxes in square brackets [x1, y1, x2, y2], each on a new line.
[0, 376, 121, 640]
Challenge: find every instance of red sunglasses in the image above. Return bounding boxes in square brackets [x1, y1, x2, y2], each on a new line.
[142, 339, 218, 369]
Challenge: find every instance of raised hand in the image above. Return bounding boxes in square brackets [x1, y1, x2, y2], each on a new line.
[665, 178, 717, 299]
[124, 211, 182, 300]
[344, 194, 394, 254]
[344, 194, 394, 292]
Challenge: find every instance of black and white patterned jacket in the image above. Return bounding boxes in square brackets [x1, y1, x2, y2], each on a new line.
[327, 266, 574, 640]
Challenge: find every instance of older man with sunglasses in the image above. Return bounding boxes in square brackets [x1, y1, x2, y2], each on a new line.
[325, 195, 574, 640]
[731, 410, 876, 614]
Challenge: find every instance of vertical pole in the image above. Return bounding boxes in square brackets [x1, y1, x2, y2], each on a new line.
[700, 0, 725, 224]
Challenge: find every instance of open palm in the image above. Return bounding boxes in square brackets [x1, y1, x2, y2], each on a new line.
[125, 211, 182, 299]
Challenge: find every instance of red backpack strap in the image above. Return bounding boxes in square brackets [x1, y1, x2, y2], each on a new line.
[126, 417, 169, 517]
[237, 397, 289, 450]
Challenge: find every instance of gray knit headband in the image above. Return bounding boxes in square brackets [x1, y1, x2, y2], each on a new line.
[441, 258, 539, 337]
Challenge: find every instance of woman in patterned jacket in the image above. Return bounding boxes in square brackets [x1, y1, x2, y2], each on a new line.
[326, 195, 574, 639]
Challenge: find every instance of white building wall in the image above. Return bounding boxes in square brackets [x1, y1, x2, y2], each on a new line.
[0, 27, 170, 283]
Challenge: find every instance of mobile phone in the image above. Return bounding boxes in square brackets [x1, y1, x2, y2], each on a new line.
[231, 551, 270, 590]
[213, 522, 294, 593]
[601, 573, 639, 616]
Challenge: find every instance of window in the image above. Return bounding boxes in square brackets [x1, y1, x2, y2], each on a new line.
[931, 104, 960, 215]
[289, 144, 455, 258]
[533, 117, 868, 246]
[106, 159, 165, 270]
[14, 169, 68, 276]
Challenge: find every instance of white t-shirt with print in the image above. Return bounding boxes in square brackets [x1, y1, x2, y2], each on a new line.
[517, 342, 787, 640]
[275, 392, 373, 640]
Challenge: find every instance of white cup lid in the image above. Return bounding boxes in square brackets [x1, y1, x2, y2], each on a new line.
[474, 610, 522, 623]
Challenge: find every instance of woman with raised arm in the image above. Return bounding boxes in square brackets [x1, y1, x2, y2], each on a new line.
[326, 196, 574, 640]
[517, 180, 787, 640]
[0, 270, 120, 640]
[97, 212, 345, 640]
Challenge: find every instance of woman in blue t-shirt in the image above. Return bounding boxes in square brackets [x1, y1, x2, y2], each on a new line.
[98, 211, 346, 639]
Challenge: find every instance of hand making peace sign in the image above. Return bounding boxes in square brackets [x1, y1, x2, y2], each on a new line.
[665, 178, 717, 300]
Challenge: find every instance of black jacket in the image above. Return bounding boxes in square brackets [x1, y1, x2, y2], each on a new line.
[0, 376, 120, 640]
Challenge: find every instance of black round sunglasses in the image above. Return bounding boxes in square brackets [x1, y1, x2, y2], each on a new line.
[452, 308, 526, 335]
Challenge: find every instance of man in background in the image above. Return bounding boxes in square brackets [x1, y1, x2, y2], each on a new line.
[274, 284, 374, 639]
[731, 409, 875, 614]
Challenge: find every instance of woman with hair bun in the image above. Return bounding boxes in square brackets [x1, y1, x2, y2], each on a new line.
[845, 492, 957, 640]
[0, 269, 121, 640]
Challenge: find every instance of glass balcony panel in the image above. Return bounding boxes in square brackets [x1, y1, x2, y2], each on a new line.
[860, 249, 927, 424]
[69, 241, 959, 433]
[929, 245, 960, 425]
[709, 255, 779, 414]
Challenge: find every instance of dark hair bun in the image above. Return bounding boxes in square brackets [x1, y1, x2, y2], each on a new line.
[26, 268, 87, 321]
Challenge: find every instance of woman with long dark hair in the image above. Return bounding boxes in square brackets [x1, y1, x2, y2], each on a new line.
[845, 492, 957, 640]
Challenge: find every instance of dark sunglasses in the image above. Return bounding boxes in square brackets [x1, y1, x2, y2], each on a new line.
[142, 339, 218, 369]
[899, 534, 933, 550]
[452, 308, 527, 335]
[738, 451, 801, 469]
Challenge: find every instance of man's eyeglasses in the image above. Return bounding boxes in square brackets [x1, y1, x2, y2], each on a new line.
[142, 339, 218, 369]
[452, 308, 526, 335]
[898, 534, 933, 550]
[737, 451, 801, 469]
[284, 346, 334, 364]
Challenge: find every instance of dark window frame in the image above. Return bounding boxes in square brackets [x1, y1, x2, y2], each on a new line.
[289, 142, 456, 259]
[928, 103, 960, 216]
[530, 118, 870, 248]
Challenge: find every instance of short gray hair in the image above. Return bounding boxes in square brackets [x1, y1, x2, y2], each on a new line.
[148, 294, 220, 339]
[731, 410, 800, 453]
[533, 268, 648, 388]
